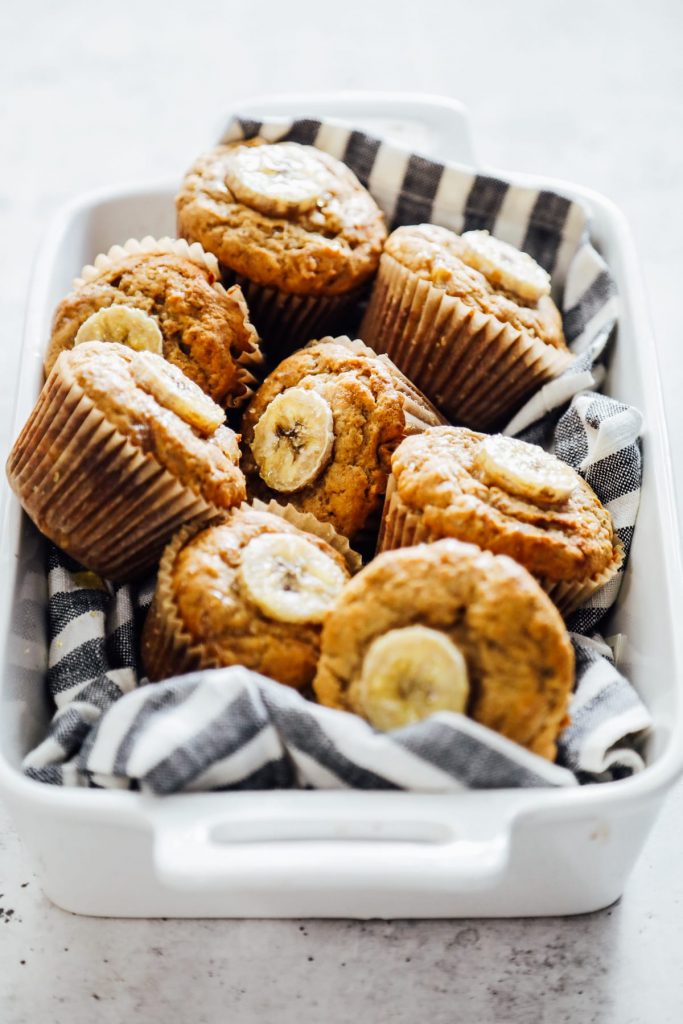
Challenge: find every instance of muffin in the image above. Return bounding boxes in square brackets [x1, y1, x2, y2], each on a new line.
[378, 426, 622, 614]
[314, 539, 574, 760]
[142, 503, 358, 690]
[46, 236, 262, 408]
[240, 337, 444, 544]
[360, 224, 573, 430]
[176, 140, 387, 356]
[6, 341, 246, 581]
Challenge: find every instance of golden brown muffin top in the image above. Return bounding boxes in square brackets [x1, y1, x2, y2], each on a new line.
[46, 251, 260, 406]
[313, 539, 574, 760]
[390, 426, 615, 582]
[60, 341, 246, 510]
[241, 339, 431, 540]
[384, 224, 566, 349]
[165, 507, 351, 689]
[176, 140, 387, 296]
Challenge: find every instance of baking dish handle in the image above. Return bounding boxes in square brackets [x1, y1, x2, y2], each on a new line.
[219, 91, 478, 165]
[152, 812, 511, 894]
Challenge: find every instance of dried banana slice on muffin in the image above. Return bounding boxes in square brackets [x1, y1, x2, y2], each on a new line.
[130, 351, 226, 434]
[357, 624, 470, 731]
[459, 229, 551, 302]
[74, 306, 164, 354]
[475, 433, 577, 504]
[314, 539, 574, 760]
[378, 425, 623, 615]
[250, 387, 335, 492]
[141, 505, 356, 690]
[224, 142, 333, 218]
[46, 236, 261, 408]
[241, 337, 444, 543]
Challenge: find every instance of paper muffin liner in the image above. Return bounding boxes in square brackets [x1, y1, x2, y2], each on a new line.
[315, 334, 446, 434]
[6, 366, 227, 582]
[223, 271, 365, 364]
[360, 254, 573, 432]
[141, 521, 218, 682]
[73, 236, 264, 408]
[248, 498, 362, 574]
[541, 538, 625, 617]
[376, 477, 435, 554]
[376, 479, 623, 617]
[74, 235, 223, 290]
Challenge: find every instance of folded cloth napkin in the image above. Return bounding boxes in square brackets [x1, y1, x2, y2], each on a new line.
[20, 117, 651, 791]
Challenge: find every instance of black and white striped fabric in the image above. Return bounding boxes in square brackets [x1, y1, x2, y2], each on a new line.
[21, 117, 650, 791]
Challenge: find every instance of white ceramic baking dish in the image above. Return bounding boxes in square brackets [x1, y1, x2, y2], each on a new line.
[1, 93, 682, 918]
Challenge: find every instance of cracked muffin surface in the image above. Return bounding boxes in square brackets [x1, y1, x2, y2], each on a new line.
[240, 339, 441, 541]
[314, 539, 574, 760]
[46, 250, 259, 407]
[176, 140, 387, 296]
[142, 506, 352, 689]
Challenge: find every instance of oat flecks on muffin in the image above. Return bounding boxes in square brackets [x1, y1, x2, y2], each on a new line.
[176, 140, 387, 296]
[141, 506, 352, 690]
[240, 338, 441, 541]
[6, 342, 247, 581]
[313, 539, 574, 760]
[46, 249, 260, 407]
[383, 224, 566, 349]
[384, 426, 616, 584]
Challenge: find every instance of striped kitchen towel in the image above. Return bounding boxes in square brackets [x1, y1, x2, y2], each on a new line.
[22, 393, 648, 791]
[20, 116, 650, 790]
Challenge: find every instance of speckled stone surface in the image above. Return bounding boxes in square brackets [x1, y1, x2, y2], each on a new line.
[2, 1, 683, 1021]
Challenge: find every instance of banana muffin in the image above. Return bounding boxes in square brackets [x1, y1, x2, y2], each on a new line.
[176, 140, 387, 354]
[314, 539, 574, 760]
[378, 426, 622, 614]
[46, 236, 261, 407]
[142, 504, 356, 689]
[360, 224, 573, 430]
[6, 341, 246, 581]
[240, 337, 444, 543]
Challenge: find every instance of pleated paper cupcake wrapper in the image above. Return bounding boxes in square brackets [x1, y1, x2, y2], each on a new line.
[142, 501, 359, 682]
[6, 369, 221, 582]
[316, 334, 446, 434]
[73, 235, 263, 407]
[540, 538, 625, 616]
[360, 254, 573, 432]
[376, 477, 434, 554]
[224, 270, 364, 364]
[141, 522, 219, 682]
[376, 480, 621, 617]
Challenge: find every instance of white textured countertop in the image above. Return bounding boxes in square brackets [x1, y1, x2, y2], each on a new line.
[2, 1, 683, 1020]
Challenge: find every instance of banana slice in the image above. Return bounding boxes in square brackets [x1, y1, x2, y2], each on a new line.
[475, 434, 577, 504]
[74, 305, 163, 354]
[225, 142, 331, 217]
[239, 532, 348, 624]
[130, 351, 225, 434]
[251, 387, 334, 493]
[460, 230, 551, 302]
[358, 626, 470, 732]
